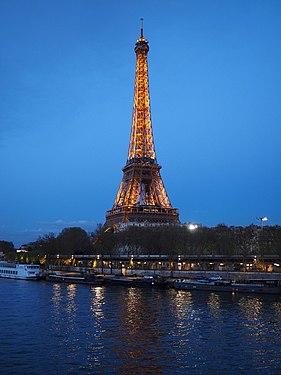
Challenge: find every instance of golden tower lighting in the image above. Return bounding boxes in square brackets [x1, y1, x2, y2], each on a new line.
[105, 20, 179, 228]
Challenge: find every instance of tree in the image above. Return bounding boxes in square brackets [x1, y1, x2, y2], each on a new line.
[56, 227, 92, 254]
[35, 233, 57, 254]
[0, 241, 15, 253]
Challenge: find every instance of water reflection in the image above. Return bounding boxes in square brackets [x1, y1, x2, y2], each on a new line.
[49, 283, 80, 369]
[174, 291, 193, 318]
[172, 291, 197, 337]
[51, 283, 64, 335]
[237, 297, 269, 343]
[84, 287, 106, 371]
[207, 293, 222, 319]
[113, 288, 170, 374]
[51, 283, 63, 308]
[90, 286, 105, 319]
[48, 284, 281, 373]
[273, 301, 281, 318]
[239, 297, 262, 322]
[65, 284, 77, 323]
[1, 280, 281, 374]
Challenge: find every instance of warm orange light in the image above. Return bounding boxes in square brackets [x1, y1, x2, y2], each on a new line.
[106, 26, 179, 226]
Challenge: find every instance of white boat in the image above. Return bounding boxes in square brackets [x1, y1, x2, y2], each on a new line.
[0, 262, 41, 280]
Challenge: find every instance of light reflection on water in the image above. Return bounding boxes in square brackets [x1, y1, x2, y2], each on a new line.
[238, 296, 262, 322]
[207, 292, 222, 319]
[238, 297, 265, 337]
[90, 287, 173, 373]
[84, 286, 106, 370]
[115, 288, 170, 374]
[273, 301, 281, 317]
[0, 280, 281, 374]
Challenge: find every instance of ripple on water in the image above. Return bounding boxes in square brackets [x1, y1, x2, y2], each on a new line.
[0, 280, 280, 374]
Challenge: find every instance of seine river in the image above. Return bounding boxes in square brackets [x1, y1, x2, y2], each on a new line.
[0, 279, 281, 374]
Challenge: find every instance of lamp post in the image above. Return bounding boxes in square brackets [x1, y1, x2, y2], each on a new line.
[257, 217, 268, 271]
[257, 217, 268, 228]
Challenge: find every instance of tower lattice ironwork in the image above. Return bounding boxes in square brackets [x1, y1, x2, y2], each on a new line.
[105, 21, 179, 228]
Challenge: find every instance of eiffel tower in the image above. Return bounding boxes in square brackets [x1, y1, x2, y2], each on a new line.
[105, 21, 179, 229]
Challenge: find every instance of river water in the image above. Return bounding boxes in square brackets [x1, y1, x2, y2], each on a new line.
[0, 279, 280, 374]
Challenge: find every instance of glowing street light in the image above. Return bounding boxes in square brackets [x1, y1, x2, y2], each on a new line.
[188, 224, 198, 230]
[257, 217, 268, 227]
[256, 217, 268, 262]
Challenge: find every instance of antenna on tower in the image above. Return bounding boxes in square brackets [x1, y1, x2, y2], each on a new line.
[140, 18, 144, 37]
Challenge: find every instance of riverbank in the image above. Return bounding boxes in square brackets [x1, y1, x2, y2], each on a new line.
[47, 265, 281, 281]
[43, 268, 281, 295]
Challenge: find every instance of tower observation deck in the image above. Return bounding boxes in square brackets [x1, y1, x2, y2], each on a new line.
[105, 21, 179, 228]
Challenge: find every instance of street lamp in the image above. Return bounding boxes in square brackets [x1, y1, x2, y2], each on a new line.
[256, 217, 268, 270]
[257, 217, 268, 227]
[188, 224, 198, 230]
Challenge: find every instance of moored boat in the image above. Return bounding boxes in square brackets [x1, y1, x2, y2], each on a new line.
[108, 275, 135, 286]
[0, 262, 41, 280]
[108, 275, 170, 288]
[46, 272, 104, 285]
[174, 277, 281, 295]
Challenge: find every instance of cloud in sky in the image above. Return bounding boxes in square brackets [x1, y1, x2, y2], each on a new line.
[0, 220, 99, 248]
[38, 219, 97, 233]
[20, 228, 43, 233]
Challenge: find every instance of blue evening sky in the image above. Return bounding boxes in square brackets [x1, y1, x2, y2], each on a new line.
[1, 0, 280, 247]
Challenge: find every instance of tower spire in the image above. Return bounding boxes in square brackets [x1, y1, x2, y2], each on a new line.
[140, 18, 144, 38]
[105, 25, 179, 228]
[128, 18, 154, 162]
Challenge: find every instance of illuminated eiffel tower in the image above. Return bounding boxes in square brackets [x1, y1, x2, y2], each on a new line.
[105, 20, 179, 229]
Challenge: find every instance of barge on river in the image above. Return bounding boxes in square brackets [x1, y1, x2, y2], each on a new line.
[174, 278, 281, 295]
[108, 275, 169, 288]
[0, 262, 41, 280]
[46, 273, 104, 286]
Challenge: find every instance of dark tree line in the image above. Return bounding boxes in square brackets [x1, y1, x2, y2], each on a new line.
[95, 224, 281, 256]
[31, 227, 93, 254]
[3, 224, 281, 262]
